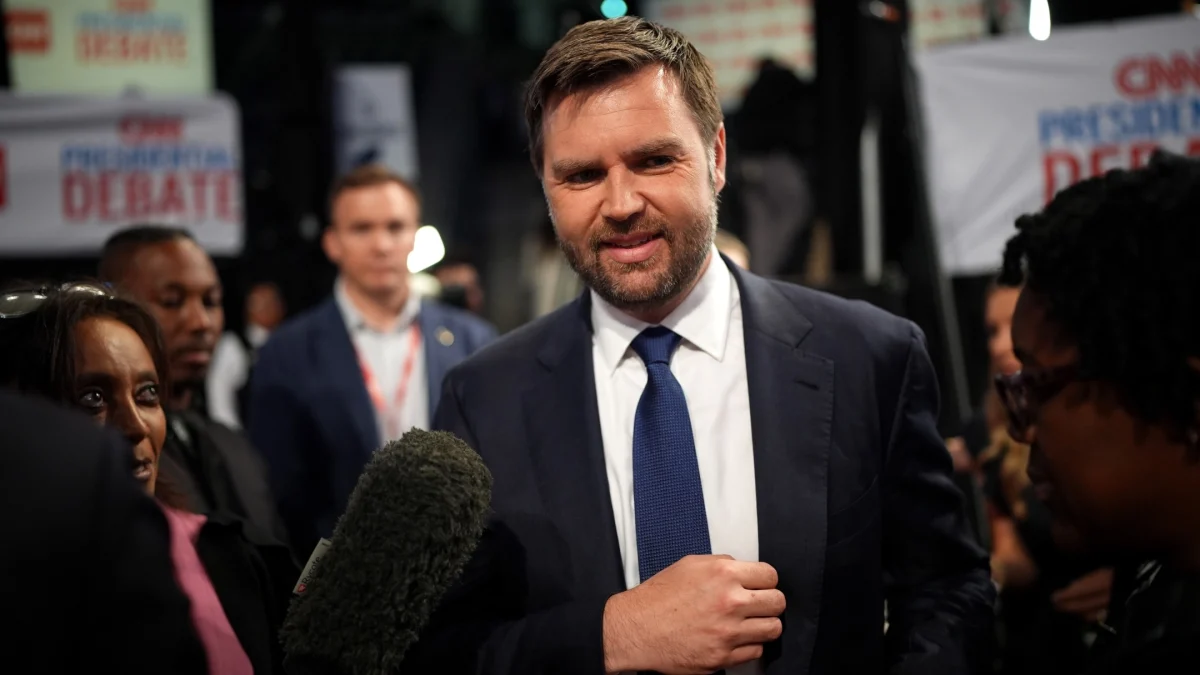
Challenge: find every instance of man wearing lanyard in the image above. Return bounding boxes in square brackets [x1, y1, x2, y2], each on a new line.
[249, 164, 498, 554]
[351, 301, 424, 444]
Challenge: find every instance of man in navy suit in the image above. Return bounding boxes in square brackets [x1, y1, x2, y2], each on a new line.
[405, 17, 993, 675]
[248, 164, 496, 554]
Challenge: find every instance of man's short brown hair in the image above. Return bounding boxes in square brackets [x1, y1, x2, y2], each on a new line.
[523, 16, 723, 176]
[328, 164, 421, 224]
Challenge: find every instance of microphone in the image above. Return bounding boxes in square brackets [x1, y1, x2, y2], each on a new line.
[280, 429, 492, 675]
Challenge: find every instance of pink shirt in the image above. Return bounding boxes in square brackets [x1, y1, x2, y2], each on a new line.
[162, 506, 255, 675]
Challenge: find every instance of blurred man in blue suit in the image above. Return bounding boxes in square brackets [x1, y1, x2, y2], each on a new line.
[249, 164, 496, 553]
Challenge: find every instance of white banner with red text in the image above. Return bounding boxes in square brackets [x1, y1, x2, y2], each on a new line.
[916, 14, 1200, 276]
[0, 94, 242, 256]
[5, 0, 213, 95]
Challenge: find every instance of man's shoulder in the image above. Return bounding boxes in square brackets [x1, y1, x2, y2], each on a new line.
[255, 298, 346, 372]
[181, 409, 256, 450]
[0, 392, 113, 464]
[421, 298, 497, 339]
[751, 275, 915, 345]
[264, 298, 338, 348]
[445, 301, 580, 381]
[0, 391, 123, 507]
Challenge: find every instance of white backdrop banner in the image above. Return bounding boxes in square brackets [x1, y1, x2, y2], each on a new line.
[5, 0, 214, 95]
[917, 15, 1200, 275]
[333, 64, 419, 181]
[0, 94, 243, 256]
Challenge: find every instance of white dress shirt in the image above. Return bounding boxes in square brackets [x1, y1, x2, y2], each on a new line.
[335, 279, 429, 443]
[205, 324, 271, 429]
[592, 250, 761, 675]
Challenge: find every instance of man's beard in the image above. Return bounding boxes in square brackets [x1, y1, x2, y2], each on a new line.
[555, 199, 717, 316]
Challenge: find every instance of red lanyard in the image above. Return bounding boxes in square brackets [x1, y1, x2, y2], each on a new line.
[357, 323, 422, 441]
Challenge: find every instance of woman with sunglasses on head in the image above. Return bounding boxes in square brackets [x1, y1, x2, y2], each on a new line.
[0, 283, 297, 675]
[996, 151, 1200, 674]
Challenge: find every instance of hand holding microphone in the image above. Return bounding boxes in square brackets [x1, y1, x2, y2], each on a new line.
[280, 429, 492, 675]
[603, 554, 786, 675]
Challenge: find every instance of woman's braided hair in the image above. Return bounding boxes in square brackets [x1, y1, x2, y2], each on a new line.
[999, 150, 1200, 441]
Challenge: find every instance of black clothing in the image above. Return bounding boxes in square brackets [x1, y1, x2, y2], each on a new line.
[0, 391, 207, 674]
[194, 512, 299, 673]
[982, 439, 1102, 675]
[164, 408, 290, 550]
[1085, 562, 1200, 675]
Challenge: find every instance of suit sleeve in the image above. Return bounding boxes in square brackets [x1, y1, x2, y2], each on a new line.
[400, 373, 610, 675]
[248, 341, 325, 556]
[883, 324, 995, 675]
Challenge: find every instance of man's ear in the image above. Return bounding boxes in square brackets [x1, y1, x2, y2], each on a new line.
[321, 226, 340, 265]
[711, 123, 727, 195]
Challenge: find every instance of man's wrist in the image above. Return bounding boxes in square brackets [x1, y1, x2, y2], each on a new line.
[602, 590, 638, 674]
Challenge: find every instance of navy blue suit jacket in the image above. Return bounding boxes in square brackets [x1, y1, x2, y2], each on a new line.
[247, 297, 497, 553]
[407, 260, 994, 675]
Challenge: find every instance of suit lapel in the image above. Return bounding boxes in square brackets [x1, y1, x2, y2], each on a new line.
[312, 300, 380, 458]
[733, 264, 832, 674]
[417, 301, 459, 411]
[523, 294, 626, 599]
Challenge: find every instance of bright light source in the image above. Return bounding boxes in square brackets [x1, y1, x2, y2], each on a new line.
[600, 0, 628, 19]
[1029, 0, 1051, 41]
[409, 272, 442, 298]
[407, 225, 446, 273]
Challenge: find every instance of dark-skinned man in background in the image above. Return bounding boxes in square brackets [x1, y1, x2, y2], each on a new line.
[100, 225, 288, 551]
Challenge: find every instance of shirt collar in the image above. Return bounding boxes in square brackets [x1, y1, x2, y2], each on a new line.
[591, 248, 733, 375]
[334, 277, 422, 334]
[245, 324, 271, 349]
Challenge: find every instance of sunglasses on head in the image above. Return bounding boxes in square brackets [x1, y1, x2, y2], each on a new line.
[0, 282, 113, 319]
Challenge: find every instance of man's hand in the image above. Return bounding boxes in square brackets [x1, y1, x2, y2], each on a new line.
[602, 554, 786, 675]
[1051, 567, 1113, 622]
[946, 436, 973, 473]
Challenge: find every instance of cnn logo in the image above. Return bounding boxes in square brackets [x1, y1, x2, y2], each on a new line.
[5, 10, 49, 54]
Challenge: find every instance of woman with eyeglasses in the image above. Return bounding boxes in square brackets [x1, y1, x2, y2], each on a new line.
[972, 280, 1112, 675]
[0, 283, 297, 675]
[995, 151, 1200, 674]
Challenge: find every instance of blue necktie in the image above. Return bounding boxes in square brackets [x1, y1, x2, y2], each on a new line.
[632, 326, 712, 583]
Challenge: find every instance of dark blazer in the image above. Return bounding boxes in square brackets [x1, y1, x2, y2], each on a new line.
[192, 512, 300, 674]
[1085, 565, 1200, 675]
[163, 408, 290, 548]
[0, 391, 207, 675]
[406, 260, 995, 675]
[248, 296, 497, 554]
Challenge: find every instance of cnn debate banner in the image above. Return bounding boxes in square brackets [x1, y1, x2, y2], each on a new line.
[0, 94, 243, 255]
[917, 15, 1200, 275]
[5, 0, 213, 95]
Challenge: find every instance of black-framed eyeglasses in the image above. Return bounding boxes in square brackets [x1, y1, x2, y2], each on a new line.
[994, 365, 1079, 441]
[0, 282, 112, 319]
